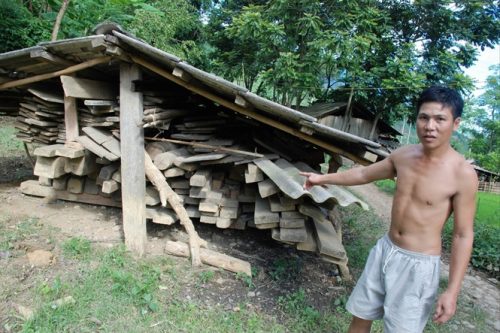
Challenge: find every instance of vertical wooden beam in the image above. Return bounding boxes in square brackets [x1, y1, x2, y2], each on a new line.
[64, 95, 79, 142]
[119, 63, 146, 256]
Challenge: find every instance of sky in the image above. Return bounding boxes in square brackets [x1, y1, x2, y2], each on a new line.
[463, 44, 500, 97]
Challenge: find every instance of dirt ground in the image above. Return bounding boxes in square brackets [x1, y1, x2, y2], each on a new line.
[0, 154, 350, 328]
[0, 153, 499, 332]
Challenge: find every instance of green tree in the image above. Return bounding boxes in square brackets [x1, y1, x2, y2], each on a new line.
[201, 0, 499, 124]
[0, 0, 51, 52]
[459, 65, 499, 172]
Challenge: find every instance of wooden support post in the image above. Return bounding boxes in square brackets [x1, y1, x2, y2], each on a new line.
[120, 63, 146, 256]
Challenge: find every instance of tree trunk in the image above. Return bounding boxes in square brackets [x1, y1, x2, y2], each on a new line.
[51, 0, 70, 41]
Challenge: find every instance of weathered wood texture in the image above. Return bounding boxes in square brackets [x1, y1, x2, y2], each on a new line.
[165, 240, 251, 276]
[119, 63, 146, 256]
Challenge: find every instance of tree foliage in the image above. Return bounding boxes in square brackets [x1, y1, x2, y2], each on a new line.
[201, 0, 499, 121]
[459, 65, 500, 173]
[0, 0, 498, 155]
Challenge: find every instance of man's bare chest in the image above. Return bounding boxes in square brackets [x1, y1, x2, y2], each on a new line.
[395, 166, 456, 205]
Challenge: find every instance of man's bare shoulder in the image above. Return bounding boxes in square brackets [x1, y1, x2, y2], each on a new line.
[452, 152, 479, 190]
[388, 144, 420, 163]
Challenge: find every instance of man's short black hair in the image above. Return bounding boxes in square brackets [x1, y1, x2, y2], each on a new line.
[417, 86, 464, 119]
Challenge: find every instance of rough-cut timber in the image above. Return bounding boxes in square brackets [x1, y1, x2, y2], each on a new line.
[119, 63, 146, 256]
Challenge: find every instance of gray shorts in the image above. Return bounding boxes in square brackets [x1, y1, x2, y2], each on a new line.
[346, 234, 440, 333]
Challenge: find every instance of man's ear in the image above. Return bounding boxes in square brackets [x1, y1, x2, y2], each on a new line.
[453, 117, 461, 131]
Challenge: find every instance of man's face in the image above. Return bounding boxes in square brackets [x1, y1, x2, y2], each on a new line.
[416, 102, 460, 149]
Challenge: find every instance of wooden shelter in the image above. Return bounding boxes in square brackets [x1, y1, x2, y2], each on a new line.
[0, 27, 386, 277]
[300, 102, 402, 153]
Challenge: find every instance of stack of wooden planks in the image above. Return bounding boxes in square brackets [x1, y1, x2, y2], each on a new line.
[15, 93, 64, 144]
[22, 130, 350, 277]
[17, 81, 357, 278]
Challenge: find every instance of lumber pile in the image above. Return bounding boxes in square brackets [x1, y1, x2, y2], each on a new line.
[17, 82, 361, 279]
[15, 94, 64, 144]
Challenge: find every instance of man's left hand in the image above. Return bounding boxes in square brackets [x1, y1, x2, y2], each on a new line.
[433, 291, 457, 324]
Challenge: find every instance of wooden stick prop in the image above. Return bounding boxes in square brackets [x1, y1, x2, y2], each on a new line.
[144, 150, 206, 266]
[145, 136, 264, 158]
[165, 240, 251, 276]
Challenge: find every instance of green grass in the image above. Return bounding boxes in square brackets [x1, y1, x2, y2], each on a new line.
[0, 123, 24, 157]
[0, 214, 492, 333]
[18, 243, 285, 333]
[0, 216, 42, 251]
[475, 192, 500, 227]
[373, 179, 397, 195]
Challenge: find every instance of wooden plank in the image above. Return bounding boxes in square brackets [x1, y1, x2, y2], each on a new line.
[145, 186, 161, 206]
[258, 179, 279, 198]
[67, 176, 85, 194]
[20, 180, 120, 207]
[119, 63, 146, 256]
[64, 95, 79, 142]
[82, 126, 109, 144]
[296, 223, 317, 252]
[313, 218, 346, 260]
[181, 153, 226, 164]
[27, 88, 64, 104]
[280, 218, 306, 229]
[279, 228, 307, 243]
[76, 135, 119, 161]
[60, 75, 116, 100]
[145, 207, 177, 225]
[64, 151, 97, 176]
[189, 169, 211, 187]
[164, 167, 185, 178]
[33, 156, 67, 178]
[102, 179, 120, 194]
[269, 196, 295, 212]
[254, 196, 279, 224]
[34, 144, 65, 157]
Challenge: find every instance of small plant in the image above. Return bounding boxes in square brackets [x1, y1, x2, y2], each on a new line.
[0, 217, 41, 250]
[332, 295, 347, 309]
[278, 289, 321, 330]
[110, 264, 161, 313]
[38, 277, 64, 299]
[62, 237, 92, 259]
[102, 244, 127, 268]
[198, 270, 215, 285]
[269, 257, 302, 281]
[236, 271, 254, 289]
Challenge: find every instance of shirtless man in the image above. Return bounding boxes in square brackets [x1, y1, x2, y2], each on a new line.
[300, 86, 478, 333]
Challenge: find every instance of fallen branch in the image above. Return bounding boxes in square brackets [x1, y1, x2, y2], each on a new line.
[144, 150, 206, 266]
[165, 240, 252, 276]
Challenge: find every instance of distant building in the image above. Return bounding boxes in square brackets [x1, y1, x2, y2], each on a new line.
[300, 102, 402, 152]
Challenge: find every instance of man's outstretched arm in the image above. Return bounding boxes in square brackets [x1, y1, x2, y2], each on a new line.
[300, 154, 396, 190]
[433, 165, 478, 324]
